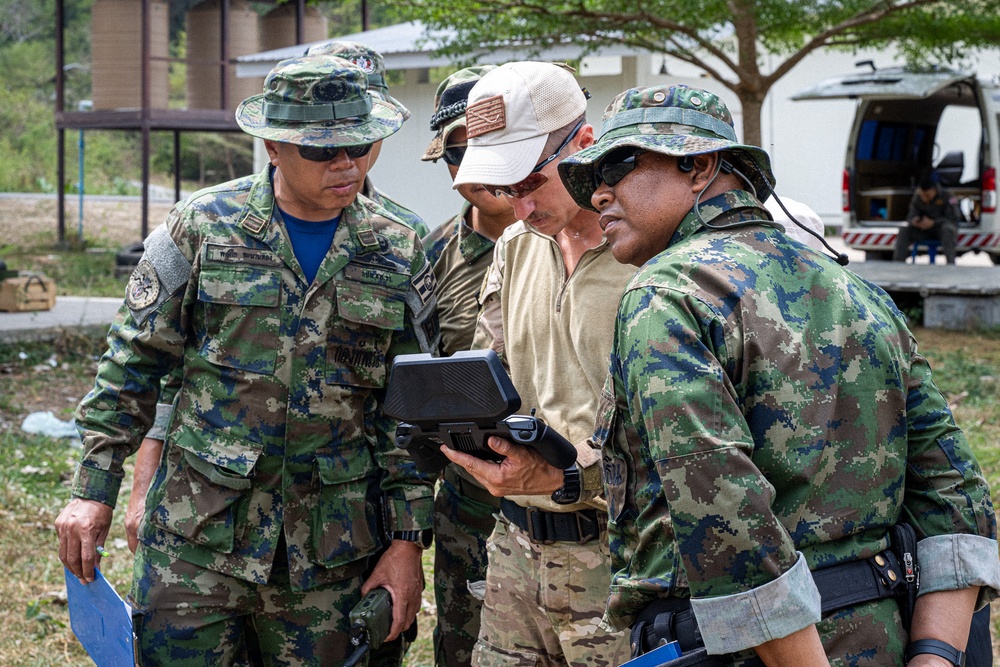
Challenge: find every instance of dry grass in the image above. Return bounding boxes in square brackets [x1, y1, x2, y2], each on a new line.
[0, 196, 176, 250]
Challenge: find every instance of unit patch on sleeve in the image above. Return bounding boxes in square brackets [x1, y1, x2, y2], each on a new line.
[126, 260, 159, 310]
[126, 223, 193, 325]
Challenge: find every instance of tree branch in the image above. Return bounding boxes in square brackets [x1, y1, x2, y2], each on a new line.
[764, 0, 944, 86]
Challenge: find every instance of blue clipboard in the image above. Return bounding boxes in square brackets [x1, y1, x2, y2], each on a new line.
[622, 640, 683, 667]
[64, 567, 137, 667]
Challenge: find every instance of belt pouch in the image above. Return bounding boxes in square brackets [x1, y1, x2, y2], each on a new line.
[888, 523, 919, 630]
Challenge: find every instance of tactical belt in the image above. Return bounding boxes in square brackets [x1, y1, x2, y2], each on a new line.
[443, 465, 501, 509]
[500, 498, 602, 545]
[634, 548, 908, 661]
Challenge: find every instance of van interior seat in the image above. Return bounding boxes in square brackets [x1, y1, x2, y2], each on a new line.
[935, 151, 964, 186]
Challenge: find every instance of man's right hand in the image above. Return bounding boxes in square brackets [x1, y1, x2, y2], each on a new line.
[55, 498, 114, 584]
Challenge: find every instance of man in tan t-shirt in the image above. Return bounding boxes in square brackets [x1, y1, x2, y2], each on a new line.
[419, 65, 517, 667]
[443, 61, 634, 667]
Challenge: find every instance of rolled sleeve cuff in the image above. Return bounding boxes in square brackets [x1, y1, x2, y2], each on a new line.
[386, 494, 434, 532]
[71, 464, 123, 508]
[917, 534, 1000, 608]
[144, 402, 173, 441]
[690, 552, 821, 655]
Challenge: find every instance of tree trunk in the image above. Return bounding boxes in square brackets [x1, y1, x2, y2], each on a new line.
[739, 93, 764, 148]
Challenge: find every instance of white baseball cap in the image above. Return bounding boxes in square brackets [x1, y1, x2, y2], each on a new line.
[453, 61, 588, 188]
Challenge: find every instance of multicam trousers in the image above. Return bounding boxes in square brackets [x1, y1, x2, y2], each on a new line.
[471, 515, 629, 667]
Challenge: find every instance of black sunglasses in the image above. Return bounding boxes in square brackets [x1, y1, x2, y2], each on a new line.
[593, 147, 646, 190]
[441, 143, 467, 167]
[297, 143, 373, 162]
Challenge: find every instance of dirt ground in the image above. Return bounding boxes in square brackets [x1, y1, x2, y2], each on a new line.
[0, 195, 175, 248]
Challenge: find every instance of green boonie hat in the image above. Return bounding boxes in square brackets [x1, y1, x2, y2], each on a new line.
[235, 55, 403, 147]
[304, 41, 411, 121]
[421, 65, 497, 162]
[558, 84, 775, 211]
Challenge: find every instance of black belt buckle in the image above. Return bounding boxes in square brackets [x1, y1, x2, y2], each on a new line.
[523, 506, 555, 545]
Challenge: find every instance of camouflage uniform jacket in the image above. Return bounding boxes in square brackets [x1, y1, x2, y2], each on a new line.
[474, 221, 637, 512]
[72, 165, 439, 591]
[422, 202, 495, 356]
[598, 189, 1000, 654]
[363, 176, 430, 238]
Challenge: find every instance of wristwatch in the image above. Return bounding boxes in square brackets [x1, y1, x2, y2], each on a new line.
[391, 529, 433, 549]
[905, 639, 966, 667]
[550, 463, 582, 505]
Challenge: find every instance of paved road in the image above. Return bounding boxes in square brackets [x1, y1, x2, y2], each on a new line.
[0, 296, 121, 342]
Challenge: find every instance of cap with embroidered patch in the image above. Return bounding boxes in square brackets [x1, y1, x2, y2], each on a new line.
[453, 61, 587, 187]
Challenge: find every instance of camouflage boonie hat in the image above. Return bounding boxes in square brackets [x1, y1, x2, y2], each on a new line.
[304, 41, 411, 121]
[421, 65, 496, 162]
[558, 84, 775, 210]
[235, 55, 403, 147]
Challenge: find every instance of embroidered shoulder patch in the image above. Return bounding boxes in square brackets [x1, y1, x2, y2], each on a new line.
[126, 260, 160, 310]
[466, 95, 506, 138]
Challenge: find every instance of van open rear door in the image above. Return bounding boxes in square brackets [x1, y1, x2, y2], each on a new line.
[791, 67, 1000, 261]
[791, 68, 975, 101]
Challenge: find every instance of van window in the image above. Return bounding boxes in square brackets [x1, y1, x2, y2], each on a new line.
[933, 105, 981, 185]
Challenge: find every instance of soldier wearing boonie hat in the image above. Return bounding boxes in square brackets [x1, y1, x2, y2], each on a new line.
[558, 83, 774, 212]
[59, 53, 439, 667]
[300, 41, 429, 236]
[438, 61, 631, 667]
[417, 64, 517, 667]
[566, 84, 1000, 666]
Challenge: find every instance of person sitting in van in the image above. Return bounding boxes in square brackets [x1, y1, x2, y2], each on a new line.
[892, 175, 960, 264]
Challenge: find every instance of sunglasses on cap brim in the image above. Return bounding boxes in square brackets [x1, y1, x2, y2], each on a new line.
[297, 143, 373, 162]
[486, 120, 586, 200]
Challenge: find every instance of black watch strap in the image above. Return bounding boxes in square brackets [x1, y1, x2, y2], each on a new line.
[905, 639, 966, 667]
[391, 529, 433, 549]
[551, 463, 582, 505]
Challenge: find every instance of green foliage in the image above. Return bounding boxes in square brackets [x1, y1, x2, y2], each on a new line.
[388, 0, 1000, 141]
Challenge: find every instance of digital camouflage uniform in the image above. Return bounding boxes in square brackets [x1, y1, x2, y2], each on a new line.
[471, 221, 633, 667]
[363, 178, 430, 238]
[71, 57, 439, 666]
[559, 84, 1000, 665]
[421, 202, 501, 666]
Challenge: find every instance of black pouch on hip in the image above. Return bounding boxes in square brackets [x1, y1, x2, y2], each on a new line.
[888, 522, 920, 631]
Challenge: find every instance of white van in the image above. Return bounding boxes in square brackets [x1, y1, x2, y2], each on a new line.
[794, 66, 1000, 263]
